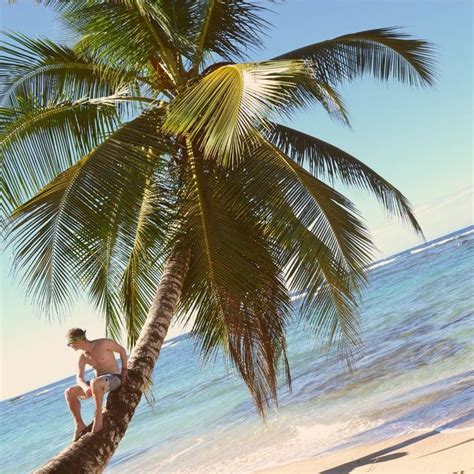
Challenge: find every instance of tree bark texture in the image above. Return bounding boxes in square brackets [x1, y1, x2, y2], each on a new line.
[35, 249, 190, 474]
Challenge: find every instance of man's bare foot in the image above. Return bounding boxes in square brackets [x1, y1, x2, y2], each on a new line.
[92, 414, 103, 433]
[72, 423, 87, 442]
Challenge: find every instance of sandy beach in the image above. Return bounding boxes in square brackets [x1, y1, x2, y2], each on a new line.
[257, 426, 474, 473]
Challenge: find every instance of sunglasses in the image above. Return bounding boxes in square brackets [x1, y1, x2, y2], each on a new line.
[66, 337, 85, 346]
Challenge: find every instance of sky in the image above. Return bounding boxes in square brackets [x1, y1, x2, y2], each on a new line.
[1, 0, 472, 399]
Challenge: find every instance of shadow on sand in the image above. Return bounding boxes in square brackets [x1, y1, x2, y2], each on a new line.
[320, 412, 474, 474]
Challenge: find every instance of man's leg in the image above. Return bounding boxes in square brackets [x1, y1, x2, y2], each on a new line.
[64, 386, 87, 441]
[90, 377, 107, 433]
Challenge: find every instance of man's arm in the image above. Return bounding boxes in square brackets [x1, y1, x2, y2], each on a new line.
[106, 339, 128, 382]
[76, 355, 91, 395]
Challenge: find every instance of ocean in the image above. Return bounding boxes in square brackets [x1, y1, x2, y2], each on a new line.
[1, 226, 473, 473]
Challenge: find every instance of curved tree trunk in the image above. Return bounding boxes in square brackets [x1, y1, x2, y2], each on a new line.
[35, 249, 190, 474]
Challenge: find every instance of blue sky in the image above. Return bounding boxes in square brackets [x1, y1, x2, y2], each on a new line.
[1, 1, 472, 398]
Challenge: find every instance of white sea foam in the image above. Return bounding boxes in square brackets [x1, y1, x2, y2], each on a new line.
[35, 389, 53, 396]
[194, 417, 382, 474]
[368, 257, 398, 270]
[410, 235, 459, 255]
[162, 340, 180, 349]
[294, 420, 348, 442]
[459, 228, 474, 238]
[162, 437, 204, 465]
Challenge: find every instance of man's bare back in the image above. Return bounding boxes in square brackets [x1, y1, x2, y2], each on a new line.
[64, 328, 128, 441]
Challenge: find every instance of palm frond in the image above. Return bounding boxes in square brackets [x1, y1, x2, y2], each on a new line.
[1, 95, 120, 215]
[175, 143, 292, 416]
[279, 217, 361, 356]
[256, 137, 374, 279]
[8, 162, 85, 314]
[164, 60, 319, 166]
[191, 0, 272, 71]
[267, 123, 424, 237]
[46, 0, 185, 84]
[222, 148, 366, 360]
[6, 108, 175, 326]
[0, 32, 144, 107]
[273, 27, 437, 87]
[120, 176, 173, 348]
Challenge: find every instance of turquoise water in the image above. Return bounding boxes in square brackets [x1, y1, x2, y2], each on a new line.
[1, 226, 473, 473]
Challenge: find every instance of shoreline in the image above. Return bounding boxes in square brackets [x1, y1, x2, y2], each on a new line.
[256, 426, 474, 473]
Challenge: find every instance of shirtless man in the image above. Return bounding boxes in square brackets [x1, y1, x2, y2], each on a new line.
[64, 328, 128, 442]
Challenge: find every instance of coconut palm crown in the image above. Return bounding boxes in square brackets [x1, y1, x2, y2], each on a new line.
[1, 0, 435, 432]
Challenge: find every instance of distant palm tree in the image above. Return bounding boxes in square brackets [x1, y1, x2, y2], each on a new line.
[1, 1, 435, 472]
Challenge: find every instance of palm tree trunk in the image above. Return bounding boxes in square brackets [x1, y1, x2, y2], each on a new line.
[35, 249, 190, 474]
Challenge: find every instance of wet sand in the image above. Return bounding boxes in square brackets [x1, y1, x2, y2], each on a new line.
[257, 426, 473, 473]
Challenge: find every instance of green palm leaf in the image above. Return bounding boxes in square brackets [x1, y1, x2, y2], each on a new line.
[267, 123, 424, 237]
[191, 0, 271, 71]
[175, 143, 292, 414]
[273, 27, 436, 87]
[222, 148, 366, 358]
[47, 0, 185, 84]
[0, 32, 144, 106]
[164, 60, 344, 166]
[1, 96, 119, 215]
[256, 137, 374, 279]
[8, 158, 98, 315]
[7, 108, 174, 328]
[120, 177, 173, 348]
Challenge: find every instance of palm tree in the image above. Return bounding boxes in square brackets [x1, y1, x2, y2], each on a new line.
[1, 1, 435, 472]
